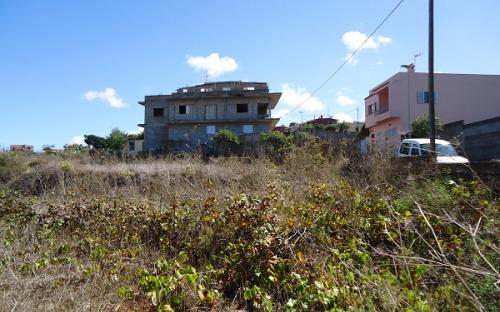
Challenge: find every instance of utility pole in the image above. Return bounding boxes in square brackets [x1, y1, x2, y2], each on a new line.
[356, 107, 359, 132]
[428, 0, 436, 156]
[401, 64, 412, 136]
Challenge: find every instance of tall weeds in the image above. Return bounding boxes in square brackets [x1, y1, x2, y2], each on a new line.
[0, 146, 498, 311]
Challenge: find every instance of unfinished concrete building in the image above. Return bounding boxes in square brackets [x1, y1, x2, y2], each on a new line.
[139, 81, 281, 152]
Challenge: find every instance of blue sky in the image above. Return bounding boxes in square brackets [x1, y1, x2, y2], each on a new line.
[1, 0, 499, 150]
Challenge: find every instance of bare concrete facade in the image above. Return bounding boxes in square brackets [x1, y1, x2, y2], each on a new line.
[139, 81, 281, 152]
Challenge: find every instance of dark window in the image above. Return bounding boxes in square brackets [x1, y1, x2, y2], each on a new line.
[128, 141, 135, 151]
[410, 144, 420, 156]
[258, 103, 268, 115]
[179, 105, 187, 114]
[399, 143, 411, 155]
[153, 108, 164, 117]
[237, 103, 248, 113]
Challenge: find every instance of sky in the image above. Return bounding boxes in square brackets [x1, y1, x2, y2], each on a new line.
[1, 0, 500, 150]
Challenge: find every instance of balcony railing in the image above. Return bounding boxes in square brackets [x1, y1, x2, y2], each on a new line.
[376, 106, 389, 115]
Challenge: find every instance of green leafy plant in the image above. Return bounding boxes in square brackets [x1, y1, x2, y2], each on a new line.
[324, 124, 338, 131]
[411, 114, 443, 138]
[213, 129, 241, 145]
[338, 122, 350, 132]
[259, 131, 293, 162]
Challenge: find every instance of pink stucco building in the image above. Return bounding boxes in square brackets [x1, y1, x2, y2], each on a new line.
[365, 70, 500, 150]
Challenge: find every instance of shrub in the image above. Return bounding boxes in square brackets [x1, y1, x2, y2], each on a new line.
[324, 124, 338, 131]
[213, 129, 241, 145]
[338, 122, 349, 132]
[259, 131, 293, 161]
[411, 114, 443, 138]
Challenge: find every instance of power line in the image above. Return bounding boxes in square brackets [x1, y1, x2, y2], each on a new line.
[282, 0, 406, 119]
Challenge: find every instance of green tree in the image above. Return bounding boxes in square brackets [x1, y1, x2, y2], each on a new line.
[357, 124, 369, 139]
[106, 128, 128, 152]
[411, 114, 443, 138]
[128, 131, 144, 141]
[84, 135, 108, 150]
[338, 122, 350, 132]
[324, 124, 338, 131]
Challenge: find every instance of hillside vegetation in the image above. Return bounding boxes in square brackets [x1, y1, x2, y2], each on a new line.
[0, 143, 498, 311]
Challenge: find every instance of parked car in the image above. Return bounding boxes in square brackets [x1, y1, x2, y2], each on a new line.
[397, 138, 469, 164]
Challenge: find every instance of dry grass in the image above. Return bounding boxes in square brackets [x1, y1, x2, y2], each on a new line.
[0, 145, 498, 311]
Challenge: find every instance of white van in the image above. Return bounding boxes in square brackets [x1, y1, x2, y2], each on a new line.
[397, 138, 469, 164]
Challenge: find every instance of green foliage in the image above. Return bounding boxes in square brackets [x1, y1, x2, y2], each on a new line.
[259, 131, 293, 162]
[0, 150, 498, 311]
[117, 286, 134, 300]
[0, 154, 22, 184]
[324, 124, 338, 131]
[84, 128, 130, 152]
[128, 131, 144, 141]
[411, 114, 443, 138]
[213, 129, 241, 145]
[138, 257, 220, 310]
[357, 123, 369, 138]
[84, 134, 108, 150]
[106, 128, 128, 152]
[338, 122, 350, 132]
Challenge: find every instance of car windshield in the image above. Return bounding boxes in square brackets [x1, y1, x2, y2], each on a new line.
[420, 143, 458, 156]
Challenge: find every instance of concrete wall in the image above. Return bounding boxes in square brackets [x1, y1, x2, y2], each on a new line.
[144, 125, 169, 152]
[145, 122, 273, 152]
[432, 117, 500, 161]
[462, 117, 500, 161]
[123, 140, 144, 156]
[144, 96, 272, 125]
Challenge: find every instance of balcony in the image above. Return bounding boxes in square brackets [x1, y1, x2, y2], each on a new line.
[365, 108, 394, 128]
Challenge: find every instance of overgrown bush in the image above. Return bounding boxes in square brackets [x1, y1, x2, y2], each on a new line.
[259, 131, 293, 162]
[324, 124, 338, 131]
[0, 148, 498, 311]
[213, 129, 241, 145]
[411, 114, 443, 138]
[338, 122, 349, 132]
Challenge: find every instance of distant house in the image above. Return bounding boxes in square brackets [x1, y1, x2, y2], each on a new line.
[139, 81, 281, 152]
[272, 125, 289, 133]
[307, 116, 337, 126]
[10, 144, 34, 152]
[365, 70, 500, 160]
[123, 140, 144, 156]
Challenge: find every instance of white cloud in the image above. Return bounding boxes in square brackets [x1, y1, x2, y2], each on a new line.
[84, 88, 126, 108]
[186, 53, 238, 78]
[376, 35, 392, 45]
[280, 84, 325, 112]
[272, 109, 290, 119]
[341, 31, 392, 64]
[372, 60, 384, 66]
[68, 136, 87, 146]
[337, 95, 357, 106]
[333, 112, 354, 123]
